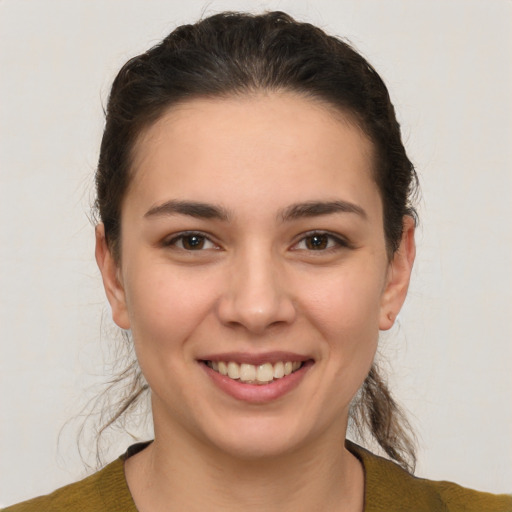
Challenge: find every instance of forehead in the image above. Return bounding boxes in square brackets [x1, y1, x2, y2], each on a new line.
[126, 92, 380, 220]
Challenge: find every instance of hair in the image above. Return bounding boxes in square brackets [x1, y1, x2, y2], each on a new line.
[93, 11, 418, 472]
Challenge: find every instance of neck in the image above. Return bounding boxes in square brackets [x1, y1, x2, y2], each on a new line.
[125, 419, 364, 512]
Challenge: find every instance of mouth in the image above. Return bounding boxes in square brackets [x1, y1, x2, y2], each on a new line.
[199, 352, 314, 402]
[202, 360, 305, 385]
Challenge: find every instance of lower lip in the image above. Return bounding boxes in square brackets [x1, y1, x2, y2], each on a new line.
[201, 361, 314, 403]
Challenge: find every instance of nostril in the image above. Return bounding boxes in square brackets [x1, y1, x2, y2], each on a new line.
[216, 291, 297, 333]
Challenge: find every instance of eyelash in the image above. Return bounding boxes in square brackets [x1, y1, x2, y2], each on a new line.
[291, 231, 352, 252]
[163, 231, 218, 251]
[163, 230, 351, 253]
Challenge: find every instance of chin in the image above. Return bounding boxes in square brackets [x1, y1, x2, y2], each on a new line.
[196, 413, 320, 461]
[212, 432, 301, 461]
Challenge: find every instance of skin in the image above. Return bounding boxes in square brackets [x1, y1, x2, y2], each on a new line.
[96, 92, 415, 512]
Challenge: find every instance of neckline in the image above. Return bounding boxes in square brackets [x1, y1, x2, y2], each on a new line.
[121, 439, 369, 510]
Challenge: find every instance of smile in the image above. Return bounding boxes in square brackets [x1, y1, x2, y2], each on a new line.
[200, 356, 314, 403]
[205, 360, 303, 385]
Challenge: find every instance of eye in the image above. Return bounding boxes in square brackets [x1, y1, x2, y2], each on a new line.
[293, 232, 349, 251]
[165, 232, 217, 251]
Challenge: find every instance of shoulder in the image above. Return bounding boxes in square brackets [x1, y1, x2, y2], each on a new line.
[432, 480, 512, 512]
[2, 458, 137, 512]
[347, 441, 512, 512]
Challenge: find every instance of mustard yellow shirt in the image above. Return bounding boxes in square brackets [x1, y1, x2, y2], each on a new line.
[4, 442, 511, 511]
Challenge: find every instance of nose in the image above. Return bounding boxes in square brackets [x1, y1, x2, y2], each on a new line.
[216, 247, 297, 334]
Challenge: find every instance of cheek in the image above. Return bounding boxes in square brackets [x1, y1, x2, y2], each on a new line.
[297, 266, 384, 376]
[301, 268, 384, 336]
[124, 263, 220, 357]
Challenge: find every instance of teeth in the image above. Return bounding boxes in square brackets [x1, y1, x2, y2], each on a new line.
[240, 363, 256, 381]
[218, 361, 228, 376]
[273, 361, 284, 379]
[227, 362, 240, 379]
[206, 360, 304, 384]
[257, 363, 274, 383]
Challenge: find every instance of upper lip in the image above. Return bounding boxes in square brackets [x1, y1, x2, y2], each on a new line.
[199, 351, 312, 366]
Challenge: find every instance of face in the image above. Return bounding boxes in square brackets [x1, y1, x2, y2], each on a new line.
[97, 92, 415, 459]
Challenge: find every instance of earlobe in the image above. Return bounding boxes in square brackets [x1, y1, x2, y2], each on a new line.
[95, 224, 131, 330]
[379, 216, 416, 331]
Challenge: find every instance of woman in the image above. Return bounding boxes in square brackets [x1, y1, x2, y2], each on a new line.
[4, 11, 511, 512]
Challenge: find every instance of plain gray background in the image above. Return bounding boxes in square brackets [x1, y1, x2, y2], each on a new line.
[1, 0, 511, 505]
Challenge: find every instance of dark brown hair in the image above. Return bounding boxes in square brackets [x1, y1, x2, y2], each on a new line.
[94, 11, 418, 471]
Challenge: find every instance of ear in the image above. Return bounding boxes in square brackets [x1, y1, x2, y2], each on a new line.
[95, 224, 131, 330]
[379, 216, 416, 330]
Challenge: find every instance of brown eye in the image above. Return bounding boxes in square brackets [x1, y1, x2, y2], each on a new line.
[292, 232, 350, 252]
[181, 234, 206, 250]
[305, 234, 329, 250]
[166, 233, 217, 251]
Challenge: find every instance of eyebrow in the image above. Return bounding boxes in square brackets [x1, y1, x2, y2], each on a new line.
[279, 200, 367, 221]
[144, 200, 230, 221]
[144, 199, 367, 222]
